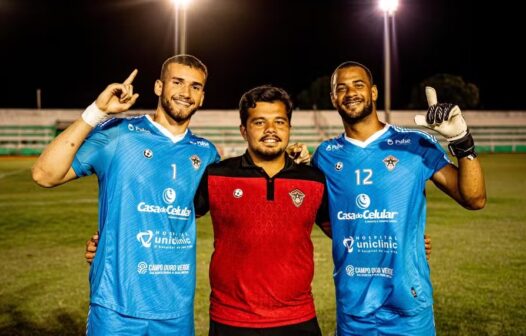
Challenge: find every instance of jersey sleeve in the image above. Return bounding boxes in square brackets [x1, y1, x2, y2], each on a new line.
[418, 134, 451, 180]
[315, 177, 331, 238]
[71, 120, 120, 177]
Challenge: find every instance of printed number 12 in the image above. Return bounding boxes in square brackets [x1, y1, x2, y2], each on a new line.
[355, 169, 373, 185]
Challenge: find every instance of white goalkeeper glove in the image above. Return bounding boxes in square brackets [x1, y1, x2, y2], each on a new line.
[414, 86, 476, 159]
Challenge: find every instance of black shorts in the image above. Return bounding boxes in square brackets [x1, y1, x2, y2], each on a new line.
[208, 317, 322, 336]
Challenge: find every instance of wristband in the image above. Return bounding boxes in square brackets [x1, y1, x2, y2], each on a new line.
[447, 129, 477, 159]
[81, 102, 108, 127]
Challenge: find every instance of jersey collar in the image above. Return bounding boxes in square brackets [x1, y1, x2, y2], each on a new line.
[240, 151, 295, 171]
[344, 124, 391, 148]
[145, 115, 188, 143]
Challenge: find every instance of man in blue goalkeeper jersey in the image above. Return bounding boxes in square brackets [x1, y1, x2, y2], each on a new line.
[32, 55, 221, 335]
[311, 61, 486, 335]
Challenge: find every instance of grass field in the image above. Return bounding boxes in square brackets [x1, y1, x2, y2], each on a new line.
[0, 154, 525, 335]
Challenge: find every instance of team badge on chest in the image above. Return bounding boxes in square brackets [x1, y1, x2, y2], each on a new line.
[190, 155, 201, 170]
[289, 189, 305, 207]
[383, 155, 399, 171]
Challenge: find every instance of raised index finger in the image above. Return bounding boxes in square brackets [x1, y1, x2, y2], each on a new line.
[123, 69, 138, 85]
[425, 86, 438, 107]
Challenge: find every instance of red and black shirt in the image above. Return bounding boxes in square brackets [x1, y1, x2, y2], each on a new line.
[195, 152, 330, 328]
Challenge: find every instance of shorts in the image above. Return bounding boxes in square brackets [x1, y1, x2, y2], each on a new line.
[336, 306, 435, 336]
[208, 317, 322, 336]
[86, 304, 194, 336]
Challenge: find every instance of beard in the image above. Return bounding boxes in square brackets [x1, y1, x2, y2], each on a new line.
[160, 95, 198, 123]
[337, 99, 374, 125]
[253, 147, 286, 160]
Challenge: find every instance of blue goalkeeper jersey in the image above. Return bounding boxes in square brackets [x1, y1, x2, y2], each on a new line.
[72, 115, 220, 319]
[312, 124, 450, 317]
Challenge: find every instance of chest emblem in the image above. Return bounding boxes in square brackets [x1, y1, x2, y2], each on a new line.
[190, 155, 201, 170]
[383, 155, 399, 171]
[233, 188, 243, 198]
[335, 161, 344, 171]
[143, 149, 153, 159]
[289, 189, 305, 207]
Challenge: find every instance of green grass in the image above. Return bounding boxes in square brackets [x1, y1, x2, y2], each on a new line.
[0, 154, 525, 335]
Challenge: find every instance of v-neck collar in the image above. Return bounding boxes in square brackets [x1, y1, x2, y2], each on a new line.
[145, 115, 188, 144]
[344, 124, 390, 148]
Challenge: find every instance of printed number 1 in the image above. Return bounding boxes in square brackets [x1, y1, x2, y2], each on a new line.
[355, 169, 373, 185]
[171, 164, 177, 180]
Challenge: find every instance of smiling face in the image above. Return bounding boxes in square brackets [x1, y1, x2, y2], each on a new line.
[331, 65, 378, 125]
[154, 63, 206, 123]
[240, 101, 291, 162]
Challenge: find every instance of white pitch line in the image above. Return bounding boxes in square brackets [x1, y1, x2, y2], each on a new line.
[0, 169, 27, 180]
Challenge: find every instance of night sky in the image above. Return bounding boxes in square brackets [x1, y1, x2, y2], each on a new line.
[1, 0, 524, 110]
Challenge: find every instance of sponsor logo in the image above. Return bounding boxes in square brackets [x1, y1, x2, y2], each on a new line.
[233, 188, 243, 198]
[383, 155, 399, 171]
[137, 230, 193, 249]
[343, 236, 354, 252]
[344, 235, 399, 254]
[190, 155, 201, 170]
[338, 194, 398, 223]
[128, 124, 151, 134]
[356, 194, 371, 209]
[162, 188, 176, 204]
[137, 230, 154, 248]
[190, 140, 210, 148]
[289, 189, 305, 207]
[345, 264, 393, 278]
[136, 262, 191, 275]
[137, 202, 191, 218]
[144, 149, 153, 159]
[137, 262, 148, 274]
[386, 138, 411, 145]
[326, 143, 343, 151]
[335, 162, 344, 171]
[337, 209, 398, 221]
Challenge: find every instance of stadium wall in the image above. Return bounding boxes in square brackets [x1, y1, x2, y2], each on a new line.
[1, 109, 525, 156]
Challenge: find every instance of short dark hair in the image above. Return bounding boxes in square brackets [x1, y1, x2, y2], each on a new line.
[239, 85, 293, 126]
[331, 61, 374, 89]
[160, 54, 208, 82]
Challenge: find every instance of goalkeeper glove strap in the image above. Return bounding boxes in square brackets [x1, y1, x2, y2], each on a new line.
[448, 129, 477, 159]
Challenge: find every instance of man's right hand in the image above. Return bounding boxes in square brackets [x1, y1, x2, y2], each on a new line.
[95, 69, 140, 114]
[85, 232, 99, 265]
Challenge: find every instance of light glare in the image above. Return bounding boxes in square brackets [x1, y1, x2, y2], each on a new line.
[171, 0, 191, 8]
[379, 0, 399, 15]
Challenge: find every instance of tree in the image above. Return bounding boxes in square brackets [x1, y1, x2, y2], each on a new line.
[296, 76, 332, 110]
[408, 74, 480, 109]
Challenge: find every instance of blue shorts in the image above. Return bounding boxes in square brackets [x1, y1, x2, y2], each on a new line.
[86, 304, 194, 336]
[336, 306, 435, 336]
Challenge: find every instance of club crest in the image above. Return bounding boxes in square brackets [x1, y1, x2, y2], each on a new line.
[383, 155, 399, 171]
[190, 155, 201, 170]
[289, 189, 305, 207]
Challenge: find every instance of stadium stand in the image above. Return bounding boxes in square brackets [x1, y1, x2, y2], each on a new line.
[1, 109, 525, 157]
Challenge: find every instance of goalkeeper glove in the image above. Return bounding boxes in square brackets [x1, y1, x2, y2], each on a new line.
[414, 86, 477, 159]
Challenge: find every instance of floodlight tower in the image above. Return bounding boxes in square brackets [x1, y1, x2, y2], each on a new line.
[379, 0, 398, 123]
[171, 0, 192, 54]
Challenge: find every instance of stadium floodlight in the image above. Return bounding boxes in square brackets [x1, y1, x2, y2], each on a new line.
[379, 0, 398, 123]
[171, 0, 192, 54]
